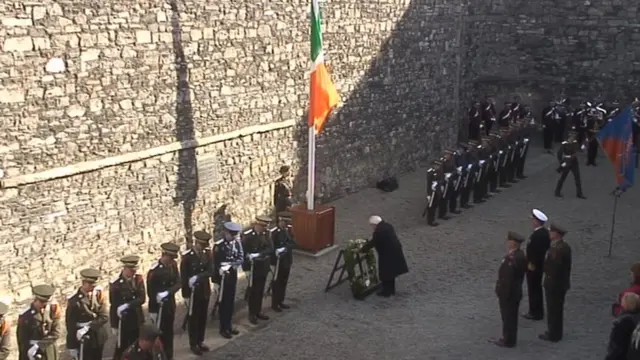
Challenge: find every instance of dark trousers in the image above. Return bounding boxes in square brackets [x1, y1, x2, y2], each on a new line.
[489, 166, 498, 192]
[271, 265, 291, 307]
[158, 303, 175, 360]
[448, 189, 458, 212]
[543, 127, 553, 149]
[81, 331, 104, 360]
[499, 163, 509, 186]
[219, 269, 238, 332]
[469, 125, 480, 140]
[499, 298, 520, 346]
[554, 122, 565, 143]
[459, 184, 471, 207]
[587, 137, 598, 165]
[485, 120, 494, 135]
[576, 128, 586, 144]
[526, 270, 544, 319]
[545, 290, 566, 341]
[438, 194, 449, 218]
[187, 293, 209, 346]
[555, 164, 583, 196]
[112, 321, 140, 360]
[248, 274, 268, 316]
[425, 193, 438, 225]
[517, 147, 528, 177]
[473, 178, 484, 203]
[381, 278, 396, 295]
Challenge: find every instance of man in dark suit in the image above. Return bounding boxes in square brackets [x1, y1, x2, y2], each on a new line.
[523, 209, 551, 321]
[492, 231, 527, 348]
[361, 216, 409, 297]
[540, 223, 572, 342]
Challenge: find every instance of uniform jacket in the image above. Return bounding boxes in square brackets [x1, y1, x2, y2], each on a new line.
[556, 142, 577, 167]
[122, 339, 168, 360]
[273, 177, 293, 211]
[17, 303, 61, 360]
[242, 230, 273, 276]
[481, 102, 496, 121]
[65, 286, 109, 350]
[613, 283, 640, 317]
[495, 248, 526, 302]
[543, 239, 572, 293]
[146, 259, 181, 313]
[180, 248, 213, 299]
[361, 221, 409, 281]
[0, 318, 9, 360]
[605, 311, 640, 360]
[541, 106, 555, 127]
[212, 238, 244, 284]
[109, 273, 146, 329]
[270, 226, 296, 268]
[526, 227, 551, 274]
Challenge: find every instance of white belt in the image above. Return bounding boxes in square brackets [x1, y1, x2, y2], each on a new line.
[29, 340, 42, 345]
[77, 321, 91, 327]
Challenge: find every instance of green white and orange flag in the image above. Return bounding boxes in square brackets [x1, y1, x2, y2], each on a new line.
[309, 0, 340, 134]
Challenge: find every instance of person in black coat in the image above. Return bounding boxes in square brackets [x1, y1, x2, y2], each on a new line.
[361, 216, 409, 297]
[605, 292, 640, 360]
[522, 209, 551, 321]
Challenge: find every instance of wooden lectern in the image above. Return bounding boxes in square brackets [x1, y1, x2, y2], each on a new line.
[290, 204, 335, 253]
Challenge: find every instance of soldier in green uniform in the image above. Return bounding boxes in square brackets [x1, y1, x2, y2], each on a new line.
[243, 216, 274, 324]
[492, 232, 527, 348]
[273, 165, 293, 212]
[0, 301, 9, 360]
[270, 212, 297, 311]
[540, 223, 572, 343]
[147, 242, 181, 360]
[110, 255, 146, 360]
[121, 324, 168, 360]
[180, 231, 214, 355]
[17, 285, 61, 360]
[66, 268, 109, 360]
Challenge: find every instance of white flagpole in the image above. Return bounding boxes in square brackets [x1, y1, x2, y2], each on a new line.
[307, 126, 316, 211]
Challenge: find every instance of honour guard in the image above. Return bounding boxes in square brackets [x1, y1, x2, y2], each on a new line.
[423, 165, 441, 226]
[498, 101, 512, 128]
[0, 301, 8, 360]
[515, 121, 531, 179]
[457, 144, 474, 209]
[66, 268, 109, 360]
[571, 102, 587, 144]
[497, 129, 512, 188]
[554, 133, 586, 199]
[243, 216, 274, 324]
[554, 99, 569, 143]
[435, 158, 452, 220]
[540, 223, 572, 343]
[17, 285, 60, 360]
[468, 101, 482, 140]
[469, 141, 487, 203]
[511, 96, 525, 121]
[486, 134, 501, 194]
[121, 324, 167, 360]
[270, 212, 297, 311]
[214, 222, 244, 338]
[585, 107, 601, 166]
[180, 231, 214, 355]
[274, 165, 293, 212]
[444, 150, 462, 214]
[110, 255, 146, 360]
[147, 242, 181, 360]
[523, 209, 551, 321]
[482, 96, 497, 135]
[492, 232, 526, 348]
[542, 100, 556, 152]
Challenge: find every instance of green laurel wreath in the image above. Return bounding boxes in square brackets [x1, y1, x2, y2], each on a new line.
[343, 239, 378, 296]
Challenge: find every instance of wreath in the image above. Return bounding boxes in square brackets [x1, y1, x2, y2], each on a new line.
[343, 239, 378, 297]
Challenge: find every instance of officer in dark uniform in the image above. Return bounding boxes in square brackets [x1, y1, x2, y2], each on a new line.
[540, 223, 572, 343]
[572, 102, 588, 145]
[468, 101, 482, 140]
[213, 222, 244, 339]
[481, 96, 497, 135]
[436, 157, 452, 220]
[604, 99, 621, 128]
[541, 100, 556, 152]
[498, 101, 512, 128]
[515, 120, 531, 179]
[492, 231, 526, 348]
[66, 268, 109, 360]
[242, 216, 274, 324]
[555, 100, 569, 143]
[511, 96, 525, 121]
[273, 165, 293, 213]
[110, 255, 146, 360]
[270, 212, 297, 311]
[554, 134, 586, 199]
[469, 141, 486, 203]
[585, 109, 600, 166]
[0, 301, 9, 360]
[423, 165, 441, 226]
[487, 133, 501, 194]
[146, 242, 181, 360]
[457, 144, 474, 209]
[522, 209, 551, 321]
[498, 129, 512, 188]
[17, 285, 61, 360]
[121, 324, 167, 360]
[444, 150, 462, 214]
[180, 231, 214, 355]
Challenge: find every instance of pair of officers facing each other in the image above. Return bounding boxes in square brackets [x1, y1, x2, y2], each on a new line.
[493, 222, 571, 348]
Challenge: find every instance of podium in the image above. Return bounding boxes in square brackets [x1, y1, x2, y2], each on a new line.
[290, 204, 335, 253]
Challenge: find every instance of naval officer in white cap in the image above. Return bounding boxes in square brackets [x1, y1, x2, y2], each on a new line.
[523, 209, 551, 321]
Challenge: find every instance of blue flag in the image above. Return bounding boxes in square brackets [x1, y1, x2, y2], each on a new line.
[596, 107, 636, 190]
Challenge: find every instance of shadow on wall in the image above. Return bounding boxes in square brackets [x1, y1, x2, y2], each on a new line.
[291, 0, 463, 204]
[170, 0, 198, 247]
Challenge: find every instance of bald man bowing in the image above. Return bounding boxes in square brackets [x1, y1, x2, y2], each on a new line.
[523, 209, 551, 321]
[360, 216, 409, 297]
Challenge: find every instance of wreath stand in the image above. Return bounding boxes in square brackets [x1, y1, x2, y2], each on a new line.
[324, 249, 380, 300]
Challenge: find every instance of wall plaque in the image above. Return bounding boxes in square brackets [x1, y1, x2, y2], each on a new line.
[197, 153, 220, 189]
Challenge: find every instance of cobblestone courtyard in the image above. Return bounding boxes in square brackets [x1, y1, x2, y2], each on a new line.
[202, 143, 640, 360]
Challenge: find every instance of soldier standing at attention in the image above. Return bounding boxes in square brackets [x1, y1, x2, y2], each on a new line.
[147, 242, 181, 360]
[17, 285, 61, 360]
[468, 100, 482, 140]
[511, 95, 525, 121]
[541, 100, 556, 153]
[481, 96, 497, 135]
[243, 216, 274, 324]
[181, 231, 214, 355]
[214, 222, 244, 339]
[66, 268, 109, 360]
[273, 165, 293, 213]
[0, 301, 9, 360]
[423, 165, 441, 227]
[110, 255, 146, 360]
[522, 209, 551, 321]
[498, 101, 513, 128]
[554, 134, 586, 199]
[121, 324, 168, 360]
[492, 232, 526, 348]
[270, 212, 297, 311]
[540, 223, 572, 343]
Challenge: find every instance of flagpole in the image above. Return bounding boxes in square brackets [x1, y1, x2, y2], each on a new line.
[307, 126, 316, 211]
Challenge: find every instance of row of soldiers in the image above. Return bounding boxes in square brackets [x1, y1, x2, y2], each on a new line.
[467, 95, 534, 140]
[0, 214, 296, 360]
[425, 114, 535, 226]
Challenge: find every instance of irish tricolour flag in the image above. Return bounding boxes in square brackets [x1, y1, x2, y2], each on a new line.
[309, 0, 340, 134]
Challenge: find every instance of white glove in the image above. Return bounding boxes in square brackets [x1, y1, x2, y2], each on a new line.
[523, 138, 529, 143]
[149, 313, 158, 324]
[219, 263, 231, 276]
[542, 125, 546, 128]
[69, 349, 79, 360]
[561, 162, 567, 168]
[213, 283, 220, 293]
[581, 145, 586, 151]
[444, 173, 451, 180]
[466, 164, 473, 170]
[27, 344, 39, 360]
[479, 160, 486, 165]
[430, 182, 437, 190]
[111, 328, 118, 336]
[499, 150, 503, 155]
[76, 326, 89, 341]
[156, 290, 169, 303]
[117, 303, 129, 317]
[188, 275, 199, 288]
[248, 253, 260, 260]
[276, 247, 286, 256]
[456, 166, 462, 173]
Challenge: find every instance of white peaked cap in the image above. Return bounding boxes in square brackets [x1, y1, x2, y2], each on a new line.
[368, 215, 382, 225]
[532, 209, 548, 222]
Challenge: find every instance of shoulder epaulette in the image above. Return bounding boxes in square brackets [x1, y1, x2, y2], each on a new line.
[20, 307, 31, 315]
[67, 291, 78, 300]
[269, 227, 277, 233]
[243, 229, 253, 235]
[214, 239, 224, 245]
[181, 249, 192, 256]
[110, 276, 120, 284]
[562, 141, 568, 144]
[149, 261, 159, 270]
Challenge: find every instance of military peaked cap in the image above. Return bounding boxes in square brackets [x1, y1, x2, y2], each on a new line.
[255, 215, 272, 225]
[279, 165, 290, 174]
[507, 231, 525, 243]
[549, 223, 567, 235]
[224, 222, 242, 233]
[0, 302, 8, 316]
[80, 268, 100, 283]
[32, 284, 55, 301]
[193, 230, 212, 243]
[120, 255, 140, 268]
[277, 211, 293, 220]
[161, 242, 180, 255]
